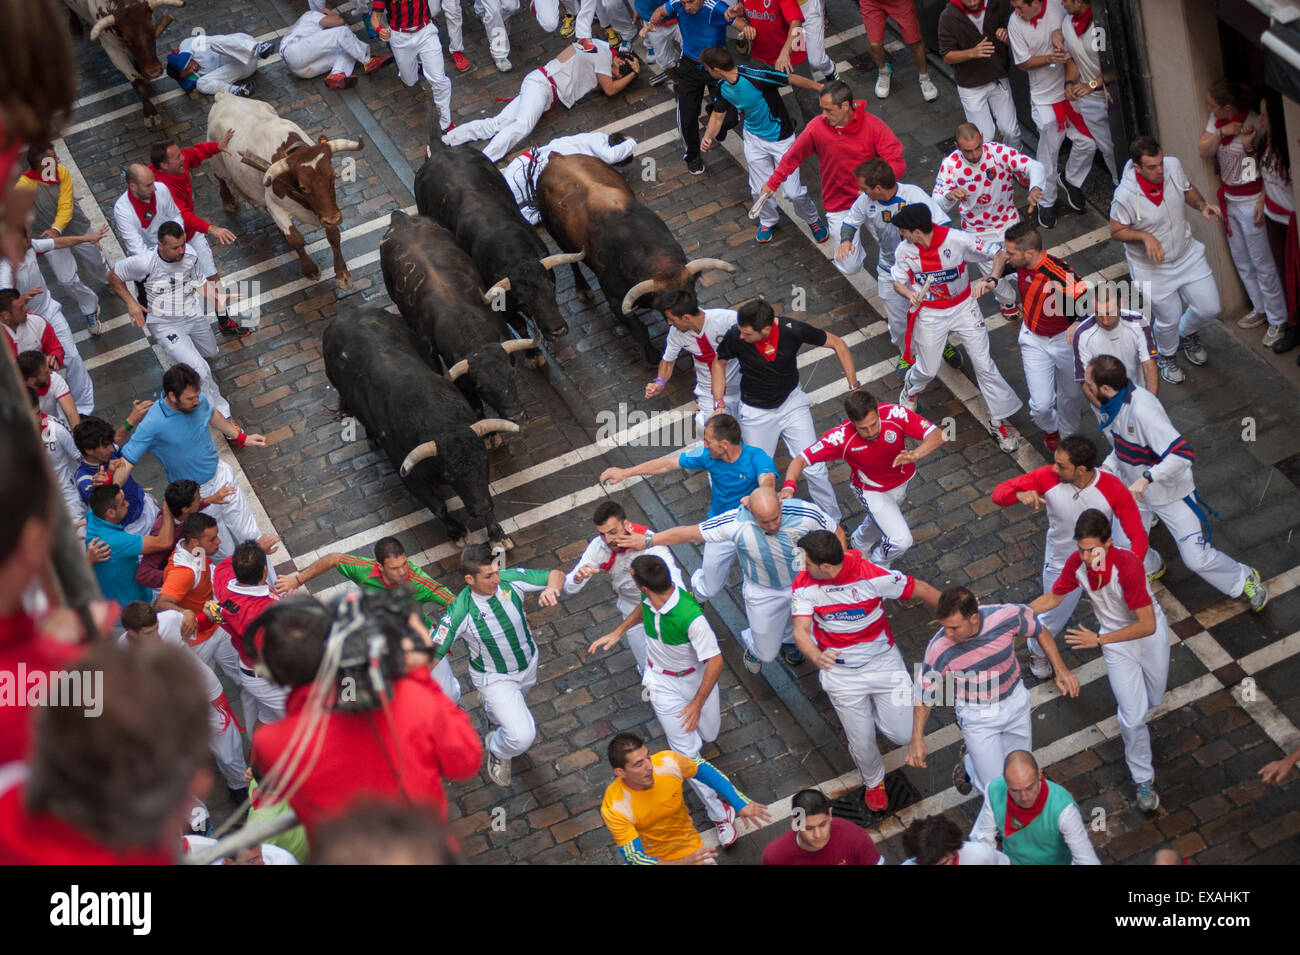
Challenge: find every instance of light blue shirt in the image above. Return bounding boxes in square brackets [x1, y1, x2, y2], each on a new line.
[86, 511, 150, 608]
[122, 394, 218, 483]
[677, 444, 779, 517]
[698, 499, 834, 589]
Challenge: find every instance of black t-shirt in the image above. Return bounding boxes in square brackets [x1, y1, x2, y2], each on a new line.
[716, 317, 828, 409]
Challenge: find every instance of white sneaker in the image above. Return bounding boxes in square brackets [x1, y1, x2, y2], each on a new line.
[1029, 653, 1053, 679]
[919, 74, 938, 102]
[989, 418, 1020, 453]
[1237, 311, 1266, 329]
[715, 803, 738, 848]
[486, 745, 512, 787]
[898, 390, 917, 412]
[1263, 324, 1284, 347]
[875, 65, 892, 99]
[494, 56, 513, 72]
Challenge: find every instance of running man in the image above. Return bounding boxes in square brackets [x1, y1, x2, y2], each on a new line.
[645, 288, 740, 431]
[970, 749, 1101, 864]
[1070, 284, 1159, 400]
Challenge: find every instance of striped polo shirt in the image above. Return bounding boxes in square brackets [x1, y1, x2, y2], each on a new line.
[432, 568, 550, 675]
[698, 499, 834, 591]
[917, 604, 1036, 708]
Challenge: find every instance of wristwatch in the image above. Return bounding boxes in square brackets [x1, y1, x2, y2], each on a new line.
[1142, 469, 1154, 483]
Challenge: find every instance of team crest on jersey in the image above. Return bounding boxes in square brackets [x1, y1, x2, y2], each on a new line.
[942, 248, 953, 260]
[883, 431, 898, 443]
[985, 167, 996, 182]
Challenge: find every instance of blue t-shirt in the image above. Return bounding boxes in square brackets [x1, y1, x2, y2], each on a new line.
[717, 67, 792, 143]
[122, 394, 218, 484]
[85, 512, 150, 607]
[75, 448, 147, 526]
[678, 444, 779, 517]
[665, 0, 731, 61]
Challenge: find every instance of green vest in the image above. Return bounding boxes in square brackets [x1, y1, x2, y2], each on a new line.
[988, 777, 1076, 866]
[641, 588, 705, 647]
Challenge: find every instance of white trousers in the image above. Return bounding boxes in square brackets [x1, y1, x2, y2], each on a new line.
[957, 78, 1021, 152]
[1103, 624, 1170, 784]
[1018, 324, 1083, 436]
[850, 480, 912, 566]
[1030, 556, 1080, 658]
[794, 0, 834, 76]
[198, 34, 261, 94]
[1135, 494, 1248, 598]
[745, 131, 819, 229]
[1127, 242, 1220, 357]
[432, 0, 466, 51]
[641, 21, 681, 68]
[690, 539, 738, 602]
[903, 298, 1023, 421]
[692, 391, 740, 432]
[740, 389, 842, 524]
[199, 460, 266, 573]
[574, 0, 598, 38]
[828, 207, 866, 275]
[878, 269, 909, 352]
[40, 243, 104, 317]
[643, 665, 727, 822]
[1073, 92, 1118, 184]
[390, 24, 453, 129]
[1225, 201, 1288, 326]
[148, 313, 230, 419]
[1030, 100, 1095, 208]
[41, 303, 94, 414]
[192, 627, 245, 687]
[819, 644, 913, 788]
[434, 656, 463, 703]
[597, 0, 636, 37]
[209, 693, 249, 789]
[232, 659, 288, 729]
[444, 71, 551, 162]
[473, 653, 538, 759]
[956, 681, 1032, 794]
[740, 579, 794, 662]
[190, 231, 218, 281]
[479, 0, 521, 58]
[281, 22, 371, 78]
[533, 0, 566, 31]
[617, 596, 649, 673]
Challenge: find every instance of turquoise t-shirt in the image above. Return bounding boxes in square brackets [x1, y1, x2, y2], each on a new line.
[678, 444, 779, 517]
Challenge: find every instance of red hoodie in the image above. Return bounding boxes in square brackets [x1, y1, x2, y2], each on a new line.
[151, 141, 221, 240]
[767, 101, 907, 213]
[0, 611, 83, 766]
[0, 783, 173, 864]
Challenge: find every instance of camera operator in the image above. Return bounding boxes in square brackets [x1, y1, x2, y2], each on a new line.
[248, 597, 483, 839]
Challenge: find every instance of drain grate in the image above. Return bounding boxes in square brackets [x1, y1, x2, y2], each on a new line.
[934, 136, 958, 156]
[830, 770, 923, 825]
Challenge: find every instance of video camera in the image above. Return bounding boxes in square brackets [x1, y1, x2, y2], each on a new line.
[325, 586, 419, 713]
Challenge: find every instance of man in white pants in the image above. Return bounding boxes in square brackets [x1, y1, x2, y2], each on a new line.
[1109, 136, 1224, 385]
[1060, 0, 1117, 184]
[699, 48, 826, 244]
[0, 223, 101, 414]
[472, 0, 523, 72]
[645, 288, 739, 431]
[890, 202, 1025, 453]
[908, 587, 1077, 796]
[121, 602, 248, 797]
[1007, 0, 1094, 229]
[107, 222, 233, 419]
[443, 40, 641, 162]
[1087, 355, 1268, 611]
[792, 529, 940, 811]
[117, 363, 272, 579]
[711, 300, 854, 524]
[938, 0, 1021, 151]
[791, 0, 834, 78]
[1071, 288, 1159, 400]
[629, 486, 836, 670]
[1031, 509, 1171, 810]
[432, 545, 566, 787]
[838, 158, 952, 368]
[589, 554, 734, 839]
[503, 132, 638, 224]
[280, 6, 394, 87]
[991, 434, 1149, 677]
[167, 33, 275, 97]
[371, 0, 455, 131]
[564, 500, 685, 674]
[783, 389, 943, 568]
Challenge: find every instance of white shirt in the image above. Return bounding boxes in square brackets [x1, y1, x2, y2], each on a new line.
[1263, 164, 1294, 224]
[502, 132, 638, 225]
[1098, 386, 1195, 506]
[112, 245, 206, 320]
[181, 834, 299, 865]
[112, 181, 183, 257]
[542, 40, 614, 109]
[698, 500, 833, 591]
[641, 587, 721, 674]
[891, 226, 1000, 305]
[1058, 13, 1101, 90]
[0, 238, 61, 318]
[661, 308, 741, 405]
[932, 143, 1047, 237]
[1072, 310, 1156, 391]
[118, 610, 224, 702]
[35, 371, 71, 423]
[901, 840, 1011, 865]
[282, 10, 327, 46]
[2, 311, 56, 355]
[970, 786, 1101, 864]
[1206, 111, 1261, 195]
[1007, 0, 1068, 106]
[841, 182, 950, 274]
[1110, 157, 1196, 268]
[563, 534, 684, 607]
[41, 413, 84, 522]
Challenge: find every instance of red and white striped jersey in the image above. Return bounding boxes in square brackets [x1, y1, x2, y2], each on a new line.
[932, 142, 1047, 237]
[661, 308, 741, 403]
[890, 225, 999, 307]
[791, 551, 915, 665]
[801, 405, 937, 492]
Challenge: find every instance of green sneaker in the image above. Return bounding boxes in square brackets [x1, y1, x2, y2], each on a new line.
[1242, 567, 1269, 612]
[942, 342, 963, 369]
[895, 354, 913, 373]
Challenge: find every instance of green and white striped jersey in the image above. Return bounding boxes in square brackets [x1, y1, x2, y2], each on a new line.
[432, 568, 551, 675]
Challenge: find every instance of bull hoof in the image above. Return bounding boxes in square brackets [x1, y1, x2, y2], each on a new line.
[483, 433, 504, 452]
[451, 530, 471, 548]
[490, 536, 515, 552]
[222, 202, 238, 215]
[523, 350, 547, 370]
[302, 263, 322, 282]
[577, 289, 597, 304]
[144, 113, 162, 129]
[334, 272, 354, 291]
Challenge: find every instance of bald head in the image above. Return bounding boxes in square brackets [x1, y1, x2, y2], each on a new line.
[126, 163, 156, 200]
[747, 486, 786, 535]
[1003, 750, 1042, 808]
[1005, 750, 1038, 775]
[955, 125, 985, 162]
[1153, 847, 1183, 865]
[955, 122, 981, 142]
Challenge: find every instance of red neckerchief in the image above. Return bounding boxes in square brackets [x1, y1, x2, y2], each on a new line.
[951, 850, 960, 865]
[1136, 170, 1164, 206]
[756, 322, 781, 361]
[599, 523, 649, 571]
[1051, 100, 1092, 137]
[21, 165, 60, 186]
[1005, 778, 1050, 835]
[1215, 111, 1248, 146]
[1029, 5, 1046, 27]
[950, 0, 984, 12]
[1071, 6, 1092, 35]
[833, 103, 867, 137]
[126, 190, 157, 227]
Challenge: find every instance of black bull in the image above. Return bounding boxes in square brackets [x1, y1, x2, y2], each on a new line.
[534, 153, 736, 363]
[415, 136, 580, 350]
[380, 210, 534, 422]
[323, 310, 518, 550]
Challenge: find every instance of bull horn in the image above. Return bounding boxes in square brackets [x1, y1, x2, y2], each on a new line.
[500, 338, 539, 355]
[471, 419, 522, 440]
[399, 441, 439, 476]
[482, 277, 511, 304]
[326, 138, 364, 154]
[620, 278, 661, 315]
[89, 14, 116, 40]
[148, 0, 186, 8]
[684, 258, 738, 276]
[262, 158, 292, 186]
[539, 251, 585, 270]
[446, 359, 470, 381]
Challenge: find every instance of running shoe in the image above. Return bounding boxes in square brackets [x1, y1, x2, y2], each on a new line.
[895, 354, 913, 373]
[1037, 203, 1056, 229]
[756, 223, 773, 243]
[1263, 324, 1283, 348]
[1135, 780, 1160, 812]
[494, 56, 513, 72]
[942, 342, 963, 368]
[1059, 173, 1086, 212]
[874, 64, 892, 99]
[1180, 333, 1207, 365]
[781, 644, 804, 666]
[364, 53, 394, 74]
[325, 72, 357, 90]
[864, 782, 888, 812]
[1147, 554, 1166, 582]
[810, 218, 829, 243]
[1237, 311, 1265, 329]
[715, 803, 739, 847]
[254, 41, 277, 59]
[603, 26, 622, 47]
[687, 155, 705, 175]
[952, 744, 972, 795]
[1043, 430, 1059, 452]
[1157, 354, 1185, 384]
[451, 50, 471, 72]
[919, 73, 938, 102]
[743, 650, 761, 673]
[989, 418, 1020, 453]
[1242, 567, 1269, 612]
[1029, 652, 1053, 679]
[486, 746, 512, 787]
[560, 12, 575, 36]
[575, 37, 597, 53]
